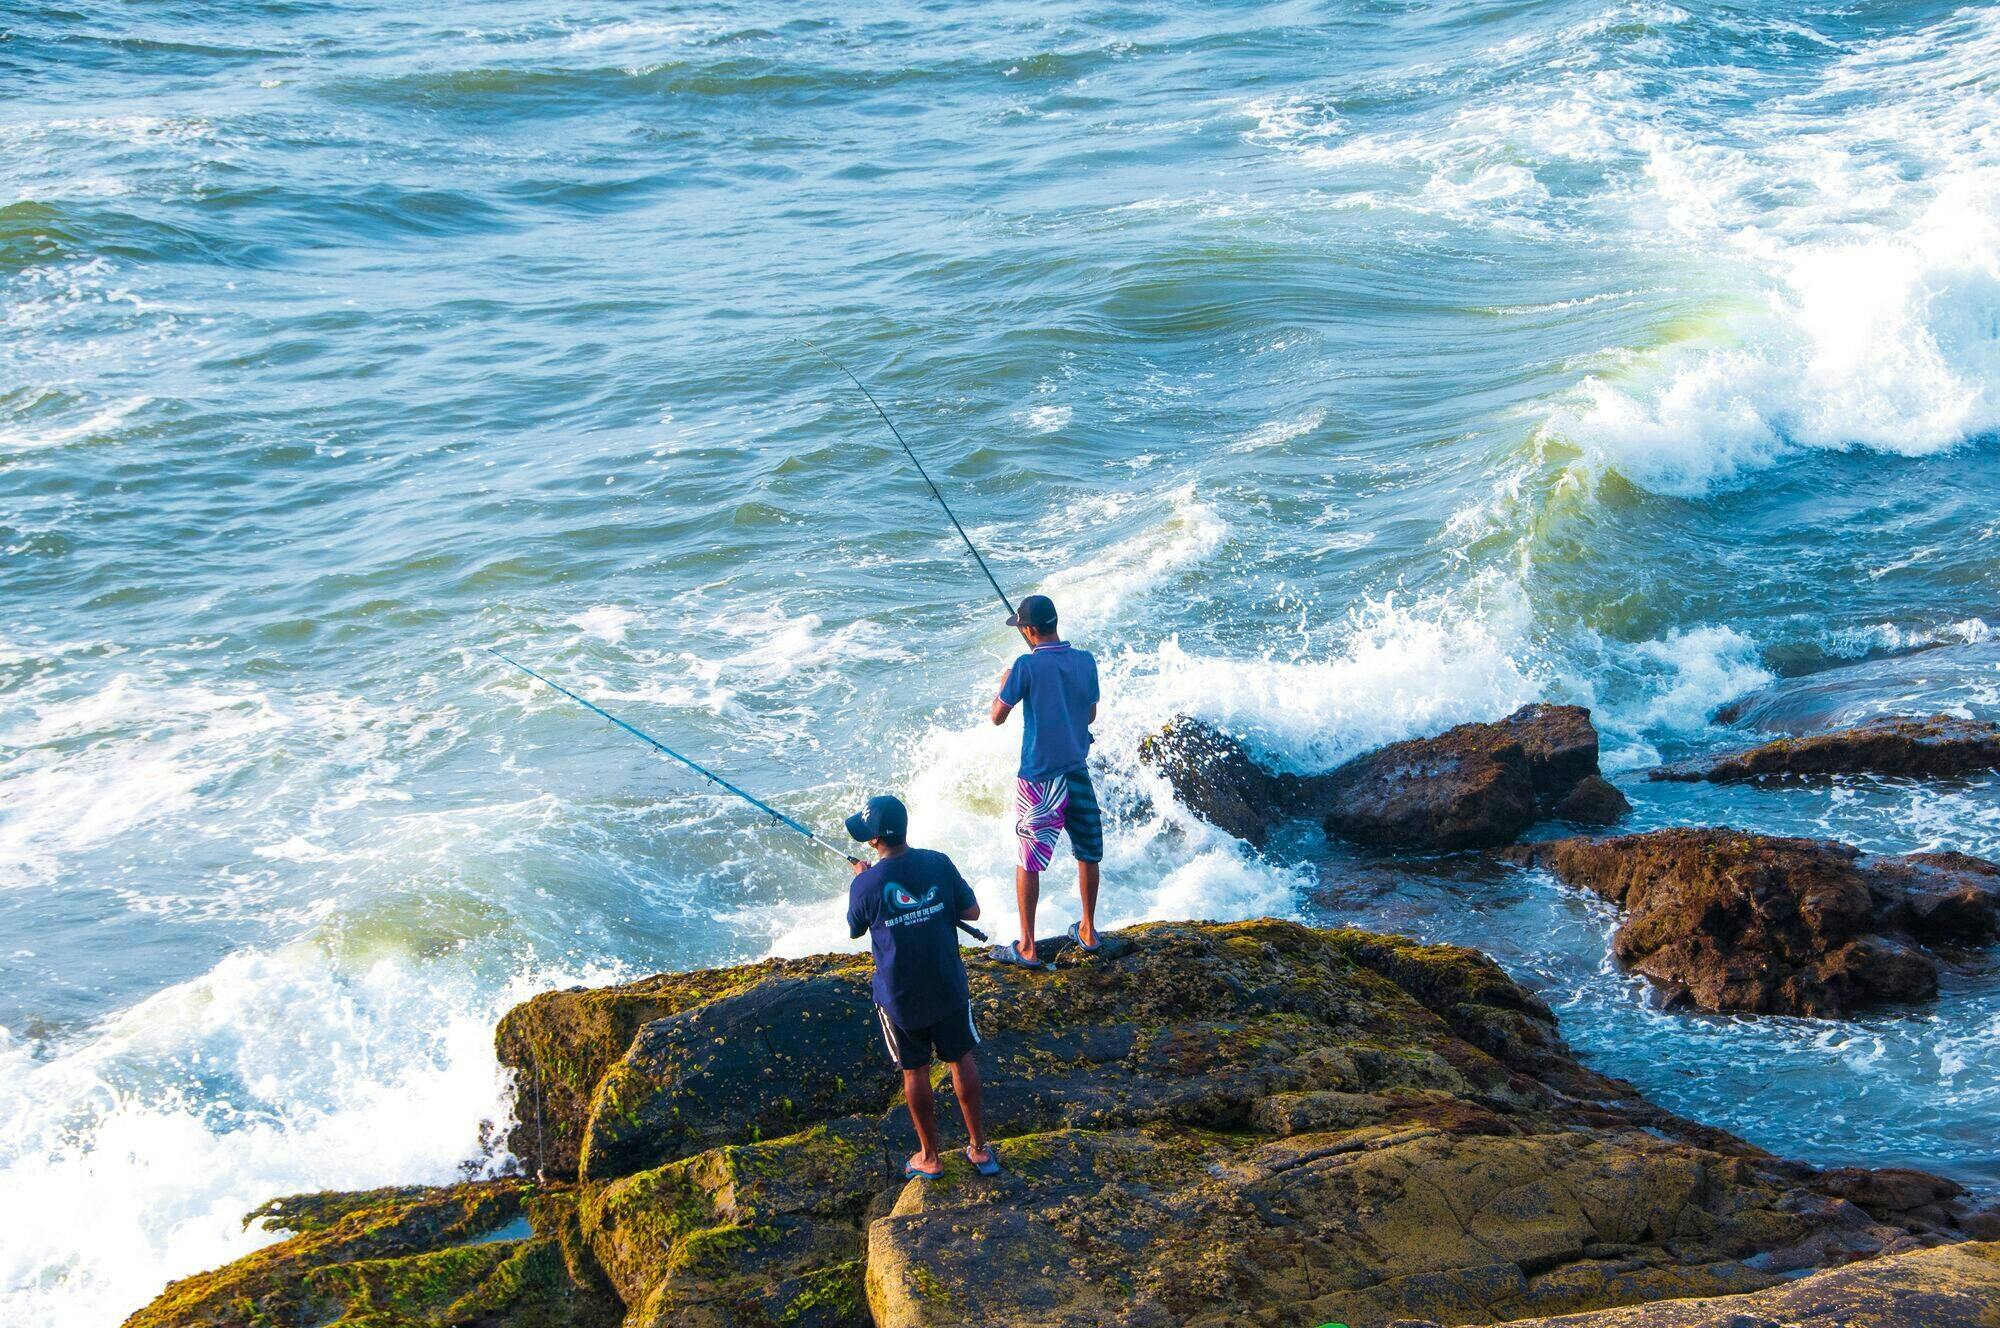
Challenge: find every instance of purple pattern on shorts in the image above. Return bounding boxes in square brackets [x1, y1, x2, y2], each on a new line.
[1014, 775, 1068, 871]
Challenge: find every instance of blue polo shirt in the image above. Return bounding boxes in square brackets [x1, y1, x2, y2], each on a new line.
[847, 848, 977, 1029]
[998, 641, 1098, 781]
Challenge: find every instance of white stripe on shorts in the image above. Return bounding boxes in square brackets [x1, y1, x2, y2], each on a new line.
[875, 1005, 901, 1066]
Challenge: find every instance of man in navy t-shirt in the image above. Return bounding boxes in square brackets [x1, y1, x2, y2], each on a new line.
[990, 594, 1105, 968]
[845, 794, 998, 1180]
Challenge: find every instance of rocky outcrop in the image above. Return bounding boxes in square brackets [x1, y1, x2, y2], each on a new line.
[1653, 714, 2000, 783]
[1439, 1237, 2000, 1327]
[1138, 705, 1629, 852]
[129, 920, 1997, 1328]
[1504, 830, 2000, 1016]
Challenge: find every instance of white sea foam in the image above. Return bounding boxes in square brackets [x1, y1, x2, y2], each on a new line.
[1241, 95, 1346, 161]
[558, 19, 712, 52]
[1550, 171, 2000, 494]
[0, 394, 151, 457]
[712, 606, 913, 680]
[1828, 618, 1993, 657]
[0, 945, 617, 1328]
[1239, 3, 2000, 495]
[0, 676, 286, 886]
[1229, 408, 1324, 453]
[1035, 485, 1227, 631]
[1021, 403, 1072, 433]
[570, 604, 638, 644]
[1621, 624, 1772, 732]
[0, 673, 451, 890]
[1543, 10, 2000, 494]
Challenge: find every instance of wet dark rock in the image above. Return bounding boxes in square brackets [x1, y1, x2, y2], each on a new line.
[1653, 714, 2000, 784]
[1134, 716, 1304, 844]
[1319, 704, 1627, 849]
[1552, 774, 1634, 825]
[1139, 704, 1626, 852]
[129, 920, 1998, 1328]
[1503, 829, 2000, 1016]
[1812, 1166, 1965, 1214]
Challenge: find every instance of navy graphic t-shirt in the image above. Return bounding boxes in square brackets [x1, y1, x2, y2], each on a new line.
[847, 848, 978, 1030]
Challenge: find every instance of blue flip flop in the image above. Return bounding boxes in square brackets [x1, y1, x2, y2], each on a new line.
[1067, 921, 1102, 954]
[904, 1162, 944, 1181]
[965, 1144, 1002, 1177]
[990, 942, 1045, 970]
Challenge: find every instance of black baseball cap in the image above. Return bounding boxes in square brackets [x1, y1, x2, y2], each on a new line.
[845, 794, 909, 842]
[1006, 594, 1058, 631]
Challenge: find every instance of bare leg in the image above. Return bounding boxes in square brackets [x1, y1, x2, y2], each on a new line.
[1076, 860, 1100, 948]
[901, 1068, 943, 1175]
[949, 1054, 989, 1163]
[1015, 867, 1041, 962]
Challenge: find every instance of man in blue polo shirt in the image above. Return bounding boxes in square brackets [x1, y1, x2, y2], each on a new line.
[845, 794, 999, 1180]
[989, 593, 1105, 968]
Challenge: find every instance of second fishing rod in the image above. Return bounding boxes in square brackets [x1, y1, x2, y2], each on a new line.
[792, 337, 1032, 641]
[489, 649, 989, 943]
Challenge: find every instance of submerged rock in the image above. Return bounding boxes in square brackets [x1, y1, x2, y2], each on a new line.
[1653, 714, 2000, 783]
[129, 919, 1997, 1328]
[1504, 829, 2000, 1016]
[1713, 639, 2000, 734]
[1138, 704, 1628, 852]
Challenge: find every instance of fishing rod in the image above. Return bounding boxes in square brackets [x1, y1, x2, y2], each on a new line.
[487, 648, 988, 941]
[791, 337, 1019, 624]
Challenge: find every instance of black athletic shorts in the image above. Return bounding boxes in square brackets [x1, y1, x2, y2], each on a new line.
[875, 1001, 979, 1071]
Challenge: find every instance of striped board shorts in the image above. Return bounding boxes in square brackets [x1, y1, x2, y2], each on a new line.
[1014, 767, 1103, 871]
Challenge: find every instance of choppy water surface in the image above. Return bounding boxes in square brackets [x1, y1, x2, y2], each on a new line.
[4, 1, 1999, 1320]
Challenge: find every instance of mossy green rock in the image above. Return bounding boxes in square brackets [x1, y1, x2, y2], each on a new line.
[129, 920, 1997, 1328]
[123, 1180, 621, 1328]
[496, 965, 785, 1181]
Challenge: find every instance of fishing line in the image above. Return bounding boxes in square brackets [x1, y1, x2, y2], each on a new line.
[791, 336, 1019, 622]
[487, 648, 989, 941]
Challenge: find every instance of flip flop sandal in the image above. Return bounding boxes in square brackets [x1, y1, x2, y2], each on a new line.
[965, 1145, 1002, 1177]
[990, 942, 1045, 970]
[1067, 921, 1102, 954]
[904, 1163, 945, 1181]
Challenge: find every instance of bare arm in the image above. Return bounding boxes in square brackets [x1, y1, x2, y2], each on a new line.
[991, 665, 1015, 725]
[960, 901, 981, 921]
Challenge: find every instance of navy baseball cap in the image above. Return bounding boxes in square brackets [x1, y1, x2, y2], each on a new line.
[845, 794, 909, 842]
[1006, 594, 1058, 630]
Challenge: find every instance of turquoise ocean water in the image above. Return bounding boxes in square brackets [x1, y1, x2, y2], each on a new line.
[4, 1, 1999, 1320]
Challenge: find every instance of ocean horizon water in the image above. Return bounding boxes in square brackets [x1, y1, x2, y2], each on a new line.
[4, 1, 1998, 1322]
